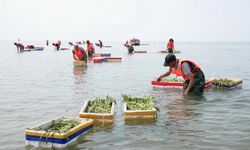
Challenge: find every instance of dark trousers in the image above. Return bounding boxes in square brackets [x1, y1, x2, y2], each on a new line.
[183, 69, 205, 95]
[168, 48, 173, 53]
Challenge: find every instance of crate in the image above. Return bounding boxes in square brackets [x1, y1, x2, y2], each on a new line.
[79, 100, 115, 125]
[73, 61, 86, 66]
[123, 103, 157, 121]
[25, 116, 93, 148]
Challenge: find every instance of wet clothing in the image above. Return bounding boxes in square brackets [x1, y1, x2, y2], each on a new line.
[183, 69, 205, 95]
[127, 46, 134, 53]
[172, 59, 205, 95]
[167, 41, 174, 53]
[87, 43, 95, 57]
[168, 48, 173, 53]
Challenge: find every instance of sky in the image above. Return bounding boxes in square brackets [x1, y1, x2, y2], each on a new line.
[0, 0, 250, 42]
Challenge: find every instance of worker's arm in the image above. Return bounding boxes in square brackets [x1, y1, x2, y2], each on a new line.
[157, 68, 172, 81]
[183, 73, 194, 96]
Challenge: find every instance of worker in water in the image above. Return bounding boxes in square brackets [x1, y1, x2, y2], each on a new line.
[14, 42, 24, 52]
[72, 45, 87, 63]
[126, 42, 134, 54]
[166, 38, 174, 53]
[86, 40, 95, 57]
[157, 54, 205, 96]
[98, 40, 103, 48]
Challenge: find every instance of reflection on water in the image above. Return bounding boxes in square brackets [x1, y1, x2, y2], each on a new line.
[73, 65, 87, 102]
[167, 98, 203, 120]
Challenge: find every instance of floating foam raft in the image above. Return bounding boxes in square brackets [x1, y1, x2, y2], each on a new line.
[73, 61, 86, 66]
[123, 103, 157, 121]
[60, 48, 69, 50]
[159, 50, 180, 53]
[211, 77, 243, 89]
[93, 53, 111, 57]
[35, 47, 44, 51]
[23, 47, 44, 51]
[133, 50, 147, 53]
[79, 100, 115, 125]
[93, 57, 122, 63]
[151, 80, 213, 89]
[25, 116, 93, 148]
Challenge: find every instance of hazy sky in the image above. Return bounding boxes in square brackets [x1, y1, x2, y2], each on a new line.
[1, 0, 250, 41]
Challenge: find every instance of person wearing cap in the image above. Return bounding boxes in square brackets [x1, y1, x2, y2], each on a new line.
[72, 45, 87, 62]
[157, 54, 205, 96]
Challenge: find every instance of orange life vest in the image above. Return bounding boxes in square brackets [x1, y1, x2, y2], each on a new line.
[171, 58, 200, 80]
[74, 48, 83, 60]
[168, 42, 174, 49]
[87, 43, 94, 52]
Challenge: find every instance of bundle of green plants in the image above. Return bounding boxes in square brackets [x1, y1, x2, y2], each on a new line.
[122, 94, 158, 111]
[86, 96, 115, 113]
[43, 120, 80, 134]
[212, 78, 236, 86]
[161, 78, 184, 82]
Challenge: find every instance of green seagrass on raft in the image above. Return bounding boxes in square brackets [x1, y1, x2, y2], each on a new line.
[122, 94, 158, 111]
[86, 96, 116, 113]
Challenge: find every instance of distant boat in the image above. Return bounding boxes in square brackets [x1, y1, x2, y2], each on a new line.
[129, 38, 140, 46]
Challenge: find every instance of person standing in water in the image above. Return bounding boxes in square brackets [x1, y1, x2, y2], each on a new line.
[126, 42, 134, 54]
[46, 40, 49, 46]
[166, 38, 174, 53]
[157, 54, 205, 96]
[98, 40, 103, 48]
[86, 40, 95, 57]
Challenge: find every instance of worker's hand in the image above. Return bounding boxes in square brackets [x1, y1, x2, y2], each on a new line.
[157, 77, 162, 82]
[183, 90, 189, 96]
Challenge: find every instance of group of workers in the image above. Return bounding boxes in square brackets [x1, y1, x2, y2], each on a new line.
[158, 38, 205, 96]
[72, 40, 95, 62]
[14, 38, 205, 96]
[124, 38, 205, 96]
